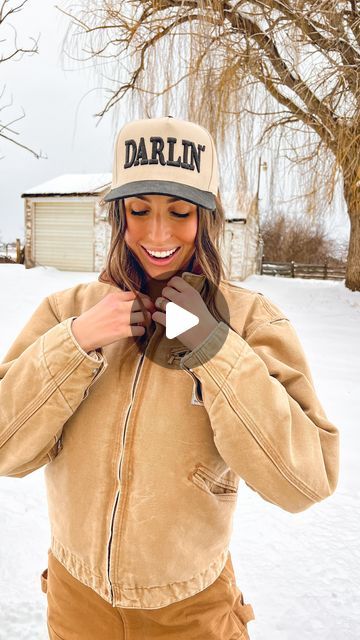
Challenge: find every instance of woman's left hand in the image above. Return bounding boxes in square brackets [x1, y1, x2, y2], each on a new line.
[151, 276, 219, 351]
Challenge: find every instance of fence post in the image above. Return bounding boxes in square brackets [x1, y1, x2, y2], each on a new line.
[291, 260, 295, 278]
[324, 259, 328, 279]
[16, 239, 21, 263]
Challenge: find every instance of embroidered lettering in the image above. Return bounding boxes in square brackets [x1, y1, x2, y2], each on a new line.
[134, 137, 149, 165]
[123, 136, 206, 172]
[167, 137, 181, 167]
[149, 137, 166, 165]
[124, 139, 137, 168]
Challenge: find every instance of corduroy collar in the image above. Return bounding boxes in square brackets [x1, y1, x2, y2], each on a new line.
[181, 271, 207, 294]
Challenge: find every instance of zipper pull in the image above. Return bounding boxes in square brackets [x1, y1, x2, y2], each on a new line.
[167, 348, 191, 365]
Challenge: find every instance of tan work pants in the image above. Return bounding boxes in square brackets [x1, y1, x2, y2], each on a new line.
[41, 548, 255, 639]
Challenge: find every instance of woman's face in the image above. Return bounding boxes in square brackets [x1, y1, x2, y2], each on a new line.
[123, 194, 198, 279]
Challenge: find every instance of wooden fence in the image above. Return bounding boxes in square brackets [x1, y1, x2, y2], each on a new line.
[261, 259, 346, 280]
[0, 239, 24, 264]
[0, 242, 347, 281]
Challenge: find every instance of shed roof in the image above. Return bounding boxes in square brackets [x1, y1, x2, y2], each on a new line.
[21, 173, 112, 197]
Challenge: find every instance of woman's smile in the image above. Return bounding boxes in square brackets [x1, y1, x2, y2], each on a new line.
[123, 194, 198, 279]
[140, 244, 181, 265]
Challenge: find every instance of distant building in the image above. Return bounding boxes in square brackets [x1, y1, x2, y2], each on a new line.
[21, 174, 112, 273]
[220, 191, 262, 281]
[21, 174, 261, 280]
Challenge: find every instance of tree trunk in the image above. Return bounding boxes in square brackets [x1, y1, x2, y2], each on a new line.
[343, 170, 360, 291]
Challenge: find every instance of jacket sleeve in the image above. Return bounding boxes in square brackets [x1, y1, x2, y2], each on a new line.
[180, 306, 340, 514]
[0, 294, 108, 478]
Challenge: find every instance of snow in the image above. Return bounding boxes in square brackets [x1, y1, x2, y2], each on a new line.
[0, 264, 359, 639]
[21, 173, 112, 196]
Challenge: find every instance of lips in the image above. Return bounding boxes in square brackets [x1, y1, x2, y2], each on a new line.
[140, 245, 181, 265]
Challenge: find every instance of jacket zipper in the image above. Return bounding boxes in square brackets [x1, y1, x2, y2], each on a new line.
[106, 349, 146, 605]
[167, 346, 190, 365]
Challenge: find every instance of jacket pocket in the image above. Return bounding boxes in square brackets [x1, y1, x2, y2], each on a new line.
[190, 464, 239, 501]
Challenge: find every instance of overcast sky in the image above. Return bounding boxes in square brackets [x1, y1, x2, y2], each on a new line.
[0, 0, 116, 242]
[0, 0, 350, 247]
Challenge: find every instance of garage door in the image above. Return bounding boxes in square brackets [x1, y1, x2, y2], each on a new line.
[34, 201, 94, 271]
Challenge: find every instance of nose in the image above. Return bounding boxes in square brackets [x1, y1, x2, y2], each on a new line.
[147, 214, 173, 243]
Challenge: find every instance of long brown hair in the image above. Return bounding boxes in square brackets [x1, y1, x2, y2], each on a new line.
[98, 192, 228, 344]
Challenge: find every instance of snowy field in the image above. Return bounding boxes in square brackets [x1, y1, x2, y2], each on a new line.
[0, 264, 359, 640]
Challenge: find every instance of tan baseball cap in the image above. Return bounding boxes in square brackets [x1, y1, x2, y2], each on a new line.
[104, 115, 219, 210]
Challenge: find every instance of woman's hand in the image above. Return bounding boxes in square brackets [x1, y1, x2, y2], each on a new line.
[152, 276, 218, 351]
[71, 289, 156, 353]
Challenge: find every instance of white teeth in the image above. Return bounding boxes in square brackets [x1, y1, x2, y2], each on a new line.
[145, 247, 178, 258]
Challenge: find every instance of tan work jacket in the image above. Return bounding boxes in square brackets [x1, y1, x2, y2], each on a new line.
[0, 272, 339, 609]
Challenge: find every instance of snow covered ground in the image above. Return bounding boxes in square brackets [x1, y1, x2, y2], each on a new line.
[0, 264, 359, 640]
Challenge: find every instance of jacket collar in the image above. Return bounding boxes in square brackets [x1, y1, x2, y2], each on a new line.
[181, 271, 206, 294]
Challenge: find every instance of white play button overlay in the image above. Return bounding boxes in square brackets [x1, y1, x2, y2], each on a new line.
[130, 268, 230, 367]
[166, 302, 199, 340]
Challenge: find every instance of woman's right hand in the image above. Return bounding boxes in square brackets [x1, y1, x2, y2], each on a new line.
[71, 289, 156, 353]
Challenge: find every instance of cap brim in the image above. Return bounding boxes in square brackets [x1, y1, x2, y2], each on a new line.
[103, 180, 216, 211]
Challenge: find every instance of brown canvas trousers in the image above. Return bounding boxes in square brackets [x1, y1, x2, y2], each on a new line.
[41, 549, 255, 640]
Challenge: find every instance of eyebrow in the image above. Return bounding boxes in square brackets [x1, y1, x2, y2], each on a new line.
[129, 195, 183, 203]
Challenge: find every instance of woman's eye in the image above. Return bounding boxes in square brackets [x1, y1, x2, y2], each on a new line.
[130, 209, 148, 216]
[129, 209, 189, 218]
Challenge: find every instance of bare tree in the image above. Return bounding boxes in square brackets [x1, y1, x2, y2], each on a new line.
[0, 0, 44, 158]
[58, 1, 360, 290]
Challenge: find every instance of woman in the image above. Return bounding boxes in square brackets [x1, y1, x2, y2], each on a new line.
[0, 116, 339, 639]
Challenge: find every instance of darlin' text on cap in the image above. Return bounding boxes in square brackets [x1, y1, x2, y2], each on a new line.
[124, 137, 206, 173]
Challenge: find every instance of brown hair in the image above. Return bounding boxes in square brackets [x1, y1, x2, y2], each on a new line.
[98, 193, 227, 345]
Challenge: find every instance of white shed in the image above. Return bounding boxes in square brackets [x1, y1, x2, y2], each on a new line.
[21, 174, 261, 279]
[220, 191, 262, 280]
[21, 174, 112, 272]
